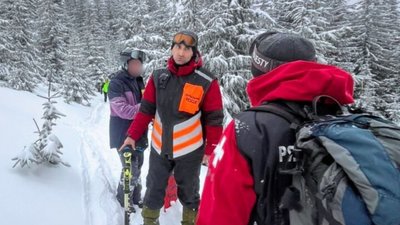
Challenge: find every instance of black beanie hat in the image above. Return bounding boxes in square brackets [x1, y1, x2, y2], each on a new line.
[171, 30, 199, 55]
[250, 32, 316, 77]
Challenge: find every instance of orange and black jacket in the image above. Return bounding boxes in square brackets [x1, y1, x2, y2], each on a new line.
[127, 54, 224, 158]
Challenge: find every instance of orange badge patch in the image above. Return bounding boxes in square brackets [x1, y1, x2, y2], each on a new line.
[179, 83, 204, 114]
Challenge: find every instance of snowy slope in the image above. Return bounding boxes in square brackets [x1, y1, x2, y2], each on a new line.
[0, 86, 207, 225]
[0, 86, 88, 225]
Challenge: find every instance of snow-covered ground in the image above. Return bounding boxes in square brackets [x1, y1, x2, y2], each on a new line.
[0, 86, 207, 225]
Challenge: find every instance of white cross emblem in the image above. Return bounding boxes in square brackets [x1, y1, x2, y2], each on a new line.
[212, 136, 226, 168]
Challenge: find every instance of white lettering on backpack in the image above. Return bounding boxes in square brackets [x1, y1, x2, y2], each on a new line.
[279, 145, 297, 162]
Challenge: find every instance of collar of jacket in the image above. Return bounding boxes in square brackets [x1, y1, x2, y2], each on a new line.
[121, 69, 142, 80]
[167, 52, 203, 76]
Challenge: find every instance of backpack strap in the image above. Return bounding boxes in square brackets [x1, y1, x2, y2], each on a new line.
[247, 103, 304, 130]
[312, 95, 344, 117]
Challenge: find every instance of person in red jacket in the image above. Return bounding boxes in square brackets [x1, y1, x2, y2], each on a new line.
[120, 30, 224, 225]
[197, 32, 354, 225]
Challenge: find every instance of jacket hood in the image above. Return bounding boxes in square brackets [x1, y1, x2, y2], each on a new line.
[247, 60, 354, 106]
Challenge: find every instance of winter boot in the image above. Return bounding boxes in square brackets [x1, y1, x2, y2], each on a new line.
[181, 207, 198, 225]
[142, 206, 160, 225]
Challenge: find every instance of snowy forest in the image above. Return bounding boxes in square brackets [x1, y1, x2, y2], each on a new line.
[0, 0, 399, 121]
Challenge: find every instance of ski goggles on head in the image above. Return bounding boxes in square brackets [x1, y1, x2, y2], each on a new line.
[173, 32, 197, 47]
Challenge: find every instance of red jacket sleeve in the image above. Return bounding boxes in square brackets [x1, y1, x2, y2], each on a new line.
[127, 75, 156, 141]
[202, 80, 224, 155]
[197, 121, 256, 225]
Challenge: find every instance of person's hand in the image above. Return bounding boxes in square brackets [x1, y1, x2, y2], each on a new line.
[119, 136, 136, 151]
[202, 155, 210, 167]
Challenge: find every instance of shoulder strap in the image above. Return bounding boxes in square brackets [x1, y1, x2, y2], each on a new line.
[195, 68, 214, 83]
[153, 68, 171, 89]
[247, 104, 303, 130]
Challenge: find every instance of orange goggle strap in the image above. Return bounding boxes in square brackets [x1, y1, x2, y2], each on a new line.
[173, 33, 197, 47]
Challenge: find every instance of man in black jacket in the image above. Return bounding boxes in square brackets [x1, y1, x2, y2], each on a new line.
[108, 49, 148, 211]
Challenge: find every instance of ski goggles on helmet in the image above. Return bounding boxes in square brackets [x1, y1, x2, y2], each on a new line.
[130, 50, 146, 61]
[173, 32, 197, 47]
[120, 50, 146, 62]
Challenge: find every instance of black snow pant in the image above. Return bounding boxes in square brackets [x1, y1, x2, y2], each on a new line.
[144, 147, 203, 210]
[104, 92, 108, 102]
[116, 148, 144, 207]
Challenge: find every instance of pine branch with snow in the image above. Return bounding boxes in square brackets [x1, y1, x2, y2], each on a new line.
[12, 144, 41, 168]
[351, 0, 400, 120]
[1, 0, 42, 91]
[12, 80, 69, 168]
[40, 134, 70, 167]
[199, 0, 255, 117]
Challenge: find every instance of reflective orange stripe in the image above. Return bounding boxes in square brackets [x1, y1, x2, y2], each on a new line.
[173, 132, 203, 152]
[153, 120, 162, 135]
[152, 132, 162, 149]
[173, 119, 201, 139]
[152, 114, 163, 151]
